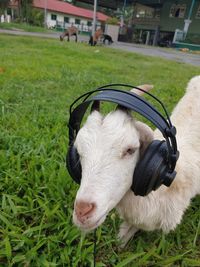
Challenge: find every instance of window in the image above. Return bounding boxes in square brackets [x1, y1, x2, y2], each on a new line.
[169, 4, 186, 18]
[154, 8, 161, 19]
[75, 18, 80, 24]
[196, 4, 200, 19]
[64, 17, 69, 23]
[87, 21, 92, 26]
[135, 4, 154, 18]
[7, 8, 12, 15]
[51, 14, 57, 21]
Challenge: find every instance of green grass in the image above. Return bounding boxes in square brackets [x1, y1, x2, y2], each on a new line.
[0, 34, 200, 266]
[0, 22, 54, 33]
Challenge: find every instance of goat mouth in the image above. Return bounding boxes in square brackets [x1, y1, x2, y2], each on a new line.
[74, 213, 107, 231]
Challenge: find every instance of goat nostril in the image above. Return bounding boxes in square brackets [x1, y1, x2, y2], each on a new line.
[75, 201, 95, 218]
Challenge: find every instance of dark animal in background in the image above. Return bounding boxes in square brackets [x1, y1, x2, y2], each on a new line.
[60, 26, 78, 42]
[102, 34, 113, 45]
[89, 28, 103, 46]
[89, 36, 96, 46]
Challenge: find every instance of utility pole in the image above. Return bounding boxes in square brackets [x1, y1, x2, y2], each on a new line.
[44, 0, 47, 28]
[183, 0, 195, 39]
[92, 0, 97, 36]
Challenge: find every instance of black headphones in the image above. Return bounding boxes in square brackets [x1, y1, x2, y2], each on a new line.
[66, 84, 179, 196]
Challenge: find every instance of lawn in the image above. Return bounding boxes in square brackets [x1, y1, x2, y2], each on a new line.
[0, 22, 55, 33]
[0, 34, 200, 267]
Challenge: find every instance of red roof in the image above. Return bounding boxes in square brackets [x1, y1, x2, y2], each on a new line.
[33, 0, 109, 22]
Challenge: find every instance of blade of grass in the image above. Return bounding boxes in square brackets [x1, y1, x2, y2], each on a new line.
[115, 252, 145, 267]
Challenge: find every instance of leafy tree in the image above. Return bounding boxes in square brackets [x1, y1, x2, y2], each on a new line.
[0, 0, 10, 12]
[29, 8, 44, 26]
[17, 0, 33, 22]
[114, 5, 134, 26]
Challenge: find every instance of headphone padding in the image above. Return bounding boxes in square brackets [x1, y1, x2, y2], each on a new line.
[132, 140, 168, 196]
[66, 145, 82, 184]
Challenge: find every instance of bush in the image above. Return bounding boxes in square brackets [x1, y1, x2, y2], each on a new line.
[14, 18, 21, 23]
[29, 9, 44, 26]
[106, 17, 119, 25]
[184, 34, 200, 45]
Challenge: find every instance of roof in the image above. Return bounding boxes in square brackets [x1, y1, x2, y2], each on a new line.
[77, 0, 165, 9]
[77, 0, 123, 10]
[33, 0, 110, 22]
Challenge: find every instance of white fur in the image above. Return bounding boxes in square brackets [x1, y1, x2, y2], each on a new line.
[73, 76, 200, 244]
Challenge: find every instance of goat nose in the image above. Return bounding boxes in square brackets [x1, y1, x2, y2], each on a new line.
[75, 201, 95, 218]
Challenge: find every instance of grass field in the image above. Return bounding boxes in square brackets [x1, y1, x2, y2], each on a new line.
[0, 34, 200, 267]
[0, 22, 54, 33]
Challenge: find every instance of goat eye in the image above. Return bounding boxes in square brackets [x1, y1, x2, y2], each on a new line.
[122, 147, 136, 158]
[126, 148, 135, 155]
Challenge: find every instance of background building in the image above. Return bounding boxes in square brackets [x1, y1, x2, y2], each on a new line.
[129, 0, 200, 45]
[5, 0, 109, 33]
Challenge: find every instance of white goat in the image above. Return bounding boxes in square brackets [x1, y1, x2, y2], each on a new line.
[73, 76, 200, 245]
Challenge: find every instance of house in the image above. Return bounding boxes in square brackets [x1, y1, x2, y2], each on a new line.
[127, 0, 200, 45]
[7, 0, 109, 32]
[35, 0, 109, 31]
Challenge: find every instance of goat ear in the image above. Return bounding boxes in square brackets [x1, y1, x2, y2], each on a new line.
[90, 100, 100, 113]
[116, 84, 153, 113]
[135, 121, 154, 157]
[131, 84, 154, 96]
[116, 105, 131, 115]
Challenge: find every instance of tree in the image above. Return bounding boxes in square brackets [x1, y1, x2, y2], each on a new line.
[29, 8, 44, 26]
[0, 0, 10, 12]
[114, 5, 134, 26]
[17, 0, 33, 22]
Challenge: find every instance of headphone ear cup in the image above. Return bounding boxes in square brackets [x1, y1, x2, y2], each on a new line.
[66, 145, 82, 184]
[132, 140, 169, 196]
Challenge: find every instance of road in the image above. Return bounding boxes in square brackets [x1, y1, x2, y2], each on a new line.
[113, 42, 200, 67]
[1, 28, 200, 67]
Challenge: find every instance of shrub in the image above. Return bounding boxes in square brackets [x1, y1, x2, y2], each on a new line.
[106, 17, 119, 25]
[184, 34, 200, 45]
[29, 8, 44, 26]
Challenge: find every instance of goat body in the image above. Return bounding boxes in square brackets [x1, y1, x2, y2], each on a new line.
[102, 34, 113, 45]
[73, 76, 200, 244]
[60, 26, 78, 42]
[89, 29, 103, 46]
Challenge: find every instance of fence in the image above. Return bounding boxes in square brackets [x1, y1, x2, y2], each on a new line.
[173, 29, 184, 43]
[56, 21, 92, 34]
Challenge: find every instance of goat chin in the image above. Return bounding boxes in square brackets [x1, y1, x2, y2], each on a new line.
[73, 211, 107, 232]
[72, 76, 200, 245]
